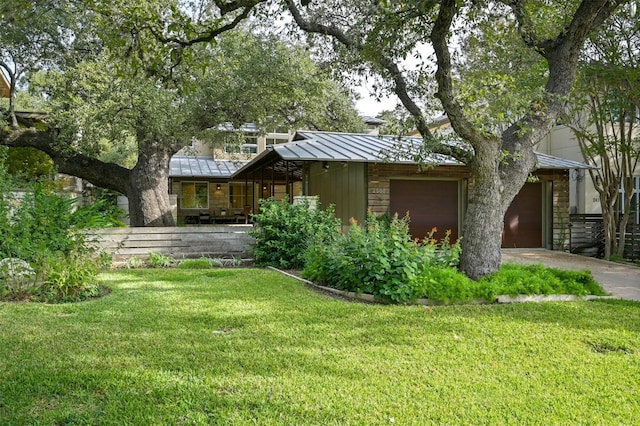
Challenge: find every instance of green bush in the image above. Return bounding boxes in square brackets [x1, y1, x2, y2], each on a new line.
[303, 212, 462, 302]
[250, 196, 341, 269]
[0, 150, 111, 302]
[303, 207, 605, 303]
[37, 254, 103, 302]
[410, 266, 476, 303]
[148, 252, 176, 268]
[0, 258, 43, 300]
[399, 263, 606, 304]
[478, 263, 607, 298]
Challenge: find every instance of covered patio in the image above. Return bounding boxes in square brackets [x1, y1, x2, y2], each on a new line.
[169, 154, 304, 225]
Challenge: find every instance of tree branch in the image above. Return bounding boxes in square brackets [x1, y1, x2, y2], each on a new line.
[430, 0, 495, 152]
[150, 4, 259, 47]
[502, 1, 621, 152]
[285, 0, 436, 143]
[1, 127, 131, 194]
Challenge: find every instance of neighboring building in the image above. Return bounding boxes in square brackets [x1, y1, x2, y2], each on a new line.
[0, 72, 10, 98]
[169, 125, 297, 223]
[536, 124, 640, 224]
[361, 116, 386, 135]
[233, 131, 590, 249]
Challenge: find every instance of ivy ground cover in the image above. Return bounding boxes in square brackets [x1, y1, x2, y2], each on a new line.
[0, 269, 638, 424]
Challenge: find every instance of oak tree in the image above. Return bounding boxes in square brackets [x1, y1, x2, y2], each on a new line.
[284, 0, 623, 279]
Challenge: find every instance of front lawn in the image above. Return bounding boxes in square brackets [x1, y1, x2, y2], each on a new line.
[1, 269, 638, 424]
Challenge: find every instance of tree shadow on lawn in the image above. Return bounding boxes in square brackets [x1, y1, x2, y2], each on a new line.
[98, 268, 640, 342]
[467, 298, 640, 333]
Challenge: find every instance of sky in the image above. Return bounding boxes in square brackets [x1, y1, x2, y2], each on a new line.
[355, 85, 398, 118]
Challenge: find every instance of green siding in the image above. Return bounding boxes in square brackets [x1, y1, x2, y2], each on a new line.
[308, 162, 367, 226]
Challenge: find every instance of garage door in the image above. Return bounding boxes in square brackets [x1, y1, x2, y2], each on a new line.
[502, 182, 543, 248]
[390, 179, 459, 241]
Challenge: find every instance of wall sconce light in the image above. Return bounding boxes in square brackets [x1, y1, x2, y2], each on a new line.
[262, 184, 268, 191]
[322, 161, 329, 169]
[216, 184, 221, 191]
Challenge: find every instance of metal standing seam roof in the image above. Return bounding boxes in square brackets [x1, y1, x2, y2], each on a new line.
[281, 131, 421, 162]
[231, 131, 593, 178]
[169, 156, 249, 178]
[533, 152, 594, 169]
[278, 131, 593, 169]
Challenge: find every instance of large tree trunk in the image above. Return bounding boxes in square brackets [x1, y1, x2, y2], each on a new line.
[459, 176, 507, 280]
[1, 127, 177, 227]
[458, 140, 534, 280]
[126, 140, 175, 227]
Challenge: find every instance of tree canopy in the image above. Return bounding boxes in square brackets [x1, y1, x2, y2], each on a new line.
[282, 0, 623, 278]
[1, 1, 363, 226]
[566, 2, 640, 258]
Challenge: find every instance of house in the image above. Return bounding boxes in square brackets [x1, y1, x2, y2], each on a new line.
[169, 118, 385, 224]
[169, 126, 299, 223]
[232, 131, 592, 249]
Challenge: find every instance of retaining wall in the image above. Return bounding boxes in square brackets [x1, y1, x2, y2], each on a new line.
[92, 225, 254, 262]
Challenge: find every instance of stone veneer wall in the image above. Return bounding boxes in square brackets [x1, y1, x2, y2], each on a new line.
[537, 169, 570, 250]
[367, 164, 570, 250]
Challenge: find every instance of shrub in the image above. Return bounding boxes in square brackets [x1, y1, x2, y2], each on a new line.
[250, 196, 341, 269]
[410, 266, 476, 303]
[408, 263, 606, 304]
[478, 263, 606, 298]
[303, 208, 605, 303]
[0, 258, 43, 300]
[148, 252, 176, 268]
[125, 257, 146, 269]
[0, 152, 112, 302]
[303, 212, 460, 302]
[420, 228, 462, 268]
[37, 253, 102, 302]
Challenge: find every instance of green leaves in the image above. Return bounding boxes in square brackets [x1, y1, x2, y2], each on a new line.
[303, 211, 462, 303]
[0, 160, 112, 302]
[249, 196, 341, 269]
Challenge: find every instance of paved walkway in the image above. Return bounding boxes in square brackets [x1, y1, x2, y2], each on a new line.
[501, 249, 640, 301]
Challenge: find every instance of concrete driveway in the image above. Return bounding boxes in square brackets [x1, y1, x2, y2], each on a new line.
[501, 249, 640, 301]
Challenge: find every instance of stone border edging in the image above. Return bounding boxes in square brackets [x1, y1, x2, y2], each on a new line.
[268, 267, 615, 305]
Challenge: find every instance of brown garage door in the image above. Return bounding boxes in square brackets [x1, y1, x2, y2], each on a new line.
[390, 179, 459, 241]
[502, 182, 543, 248]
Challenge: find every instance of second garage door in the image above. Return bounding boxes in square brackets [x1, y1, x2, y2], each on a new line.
[502, 182, 543, 248]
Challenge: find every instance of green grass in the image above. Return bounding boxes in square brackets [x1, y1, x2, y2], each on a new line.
[1, 269, 639, 425]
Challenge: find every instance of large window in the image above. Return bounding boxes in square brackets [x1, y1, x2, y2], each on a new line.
[224, 133, 257, 154]
[228, 182, 253, 209]
[181, 182, 209, 209]
[619, 176, 640, 224]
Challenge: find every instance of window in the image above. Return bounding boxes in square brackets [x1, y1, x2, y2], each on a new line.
[181, 182, 209, 209]
[224, 133, 258, 154]
[619, 176, 640, 224]
[266, 137, 289, 145]
[242, 134, 258, 154]
[228, 182, 254, 209]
